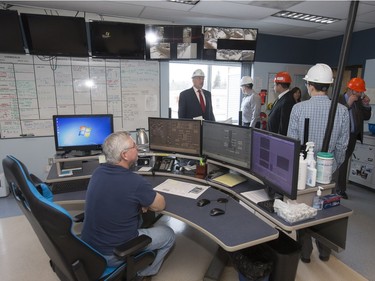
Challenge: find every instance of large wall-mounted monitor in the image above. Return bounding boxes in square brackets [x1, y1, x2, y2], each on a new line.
[202, 121, 252, 170]
[21, 13, 88, 57]
[90, 20, 145, 59]
[148, 117, 202, 156]
[203, 26, 257, 61]
[53, 114, 113, 156]
[250, 128, 299, 200]
[0, 10, 25, 54]
[145, 25, 202, 60]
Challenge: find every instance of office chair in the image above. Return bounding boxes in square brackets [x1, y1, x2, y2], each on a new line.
[2, 155, 156, 281]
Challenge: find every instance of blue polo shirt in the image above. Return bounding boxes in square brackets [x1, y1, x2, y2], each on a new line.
[81, 163, 156, 255]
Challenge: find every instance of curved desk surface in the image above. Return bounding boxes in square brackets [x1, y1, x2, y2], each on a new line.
[144, 176, 278, 252]
[49, 154, 352, 253]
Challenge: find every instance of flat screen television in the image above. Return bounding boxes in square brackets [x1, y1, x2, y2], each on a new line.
[250, 128, 299, 200]
[145, 25, 202, 60]
[90, 20, 145, 59]
[21, 13, 88, 57]
[203, 26, 257, 61]
[202, 121, 252, 170]
[148, 117, 202, 156]
[53, 114, 114, 156]
[0, 10, 25, 54]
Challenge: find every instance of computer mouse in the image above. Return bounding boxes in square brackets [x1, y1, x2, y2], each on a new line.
[210, 208, 225, 216]
[217, 198, 228, 203]
[197, 198, 210, 207]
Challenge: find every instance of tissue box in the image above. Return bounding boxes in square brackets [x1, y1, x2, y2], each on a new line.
[321, 194, 341, 209]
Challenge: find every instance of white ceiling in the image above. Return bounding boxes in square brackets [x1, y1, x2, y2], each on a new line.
[4, 0, 375, 40]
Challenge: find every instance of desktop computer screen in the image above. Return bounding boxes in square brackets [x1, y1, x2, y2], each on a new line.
[202, 121, 252, 169]
[250, 128, 299, 200]
[53, 114, 114, 155]
[148, 117, 202, 156]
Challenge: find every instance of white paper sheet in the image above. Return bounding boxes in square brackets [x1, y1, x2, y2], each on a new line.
[153, 179, 209, 199]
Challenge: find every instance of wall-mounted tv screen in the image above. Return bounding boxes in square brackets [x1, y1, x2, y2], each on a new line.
[90, 21, 145, 59]
[21, 13, 88, 57]
[0, 10, 25, 54]
[250, 128, 299, 200]
[202, 121, 252, 170]
[53, 114, 114, 156]
[203, 26, 257, 61]
[145, 25, 202, 60]
[148, 117, 202, 156]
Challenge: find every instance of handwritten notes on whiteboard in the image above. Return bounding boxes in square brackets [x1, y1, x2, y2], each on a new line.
[0, 54, 160, 138]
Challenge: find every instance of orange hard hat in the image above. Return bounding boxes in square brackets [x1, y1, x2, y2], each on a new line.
[347, 77, 366, 92]
[274, 72, 292, 83]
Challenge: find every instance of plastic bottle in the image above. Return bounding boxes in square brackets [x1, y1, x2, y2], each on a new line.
[305, 143, 317, 187]
[297, 153, 307, 190]
[305, 142, 316, 168]
[312, 186, 323, 210]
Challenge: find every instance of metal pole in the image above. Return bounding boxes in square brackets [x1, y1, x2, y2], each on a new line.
[322, 0, 359, 152]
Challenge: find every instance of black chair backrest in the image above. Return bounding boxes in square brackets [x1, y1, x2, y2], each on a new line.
[2, 155, 111, 281]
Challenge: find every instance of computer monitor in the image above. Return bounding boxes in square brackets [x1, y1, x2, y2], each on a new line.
[203, 26, 258, 61]
[250, 128, 299, 200]
[0, 10, 25, 54]
[90, 20, 145, 59]
[53, 114, 114, 156]
[202, 121, 252, 169]
[21, 13, 88, 57]
[148, 117, 201, 156]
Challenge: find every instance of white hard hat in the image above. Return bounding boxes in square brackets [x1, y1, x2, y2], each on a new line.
[192, 69, 205, 78]
[303, 63, 334, 84]
[240, 76, 253, 86]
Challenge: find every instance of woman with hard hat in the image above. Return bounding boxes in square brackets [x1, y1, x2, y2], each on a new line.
[240, 76, 261, 127]
[287, 63, 350, 264]
[336, 77, 371, 199]
[267, 71, 295, 135]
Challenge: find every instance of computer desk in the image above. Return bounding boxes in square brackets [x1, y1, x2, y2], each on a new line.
[47, 154, 353, 264]
[48, 158, 279, 281]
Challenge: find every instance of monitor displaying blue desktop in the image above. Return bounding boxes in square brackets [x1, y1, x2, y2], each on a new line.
[53, 114, 113, 156]
[250, 128, 299, 200]
[202, 121, 252, 169]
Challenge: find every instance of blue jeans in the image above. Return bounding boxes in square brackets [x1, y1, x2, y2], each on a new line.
[105, 225, 175, 277]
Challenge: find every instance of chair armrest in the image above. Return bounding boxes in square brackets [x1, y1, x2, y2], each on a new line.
[113, 235, 152, 259]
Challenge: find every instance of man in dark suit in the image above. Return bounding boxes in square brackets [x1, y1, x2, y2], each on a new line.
[178, 69, 215, 121]
[336, 77, 371, 199]
[267, 71, 296, 135]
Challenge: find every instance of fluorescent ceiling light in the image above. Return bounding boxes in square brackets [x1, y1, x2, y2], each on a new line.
[272, 10, 340, 24]
[167, 0, 200, 5]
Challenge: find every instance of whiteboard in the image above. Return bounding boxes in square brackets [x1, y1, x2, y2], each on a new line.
[0, 54, 160, 138]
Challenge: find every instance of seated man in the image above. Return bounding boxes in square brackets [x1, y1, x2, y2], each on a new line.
[81, 131, 175, 280]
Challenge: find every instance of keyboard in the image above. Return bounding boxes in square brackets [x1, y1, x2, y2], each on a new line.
[257, 199, 275, 213]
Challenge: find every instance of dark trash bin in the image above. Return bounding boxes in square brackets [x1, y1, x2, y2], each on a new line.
[230, 244, 273, 281]
[263, 230, 301, 281]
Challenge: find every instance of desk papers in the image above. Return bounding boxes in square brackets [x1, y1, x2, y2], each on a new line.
[241, 189, 271, 203]
[212, 173, 246, 187]
[153, 179, 209, 199]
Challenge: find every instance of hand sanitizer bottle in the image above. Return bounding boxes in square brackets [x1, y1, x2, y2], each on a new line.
[313, 186, 323, 210]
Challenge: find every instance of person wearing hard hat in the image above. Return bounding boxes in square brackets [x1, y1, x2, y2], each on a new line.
[267, 71, 296, 135]
[178, 69, 215, 121]
[336, 78, 371, 199]
[240, 76, 261, 127]
[287, 63, 350, 264]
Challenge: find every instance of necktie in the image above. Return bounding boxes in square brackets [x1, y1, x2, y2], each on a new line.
[198, 90, 205, 113]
